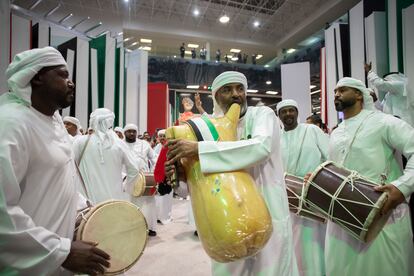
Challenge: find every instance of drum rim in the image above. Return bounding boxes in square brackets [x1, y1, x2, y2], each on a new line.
[132, 172, 147, 197]
[302, 160, 333, 199]
[359, 191, 389, 242]
[76, 200, 149, 275]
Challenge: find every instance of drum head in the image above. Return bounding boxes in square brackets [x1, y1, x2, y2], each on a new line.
[132, 172, 146, 197]
[77, 200, 148, 275]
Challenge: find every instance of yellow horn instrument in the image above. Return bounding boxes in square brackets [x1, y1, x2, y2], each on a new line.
[166, 104, 272, 263]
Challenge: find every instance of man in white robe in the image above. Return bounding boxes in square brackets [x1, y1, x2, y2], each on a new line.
[166, 71, 298, 276]
[73, 108, 140, 204]
[0, 47, 110, 275]
[324, 77, 414, 275]
[63, 116, 82, 137]
[365, 62, 414, 126]
[277, 99, 328, 276]
[124, 123, 158, 236]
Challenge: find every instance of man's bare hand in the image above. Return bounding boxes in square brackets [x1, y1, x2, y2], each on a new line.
[374, 184, 405, 215]
[166, 139, 198, 164]
[364, 62, 372, 73]
[194, 93, 206, 114]
[62, 240, 110, 275]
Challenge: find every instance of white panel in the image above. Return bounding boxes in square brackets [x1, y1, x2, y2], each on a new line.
[61, 48, 75, 117]
[0, 1, 10, 95]
[281, 62, 311, 123]
[365, 12, 388, 101]
[119, 48, 125, 127]
[335, 24, 344, 79]
[38, 22, 50, 47]
[320, 47, 327, 124]
[349, 1, 365, 80]
[388, 0, 398, 72]
[91, 48, 99, 112]
[76, 38, 90, 129]
[104, 35, 116, 111]
[11, 14, 31, 61]
[402, 4, 414, 109]
[126, 50, 148, 133]
[325, 24, 339, 128]
[125, 68, 139, 126]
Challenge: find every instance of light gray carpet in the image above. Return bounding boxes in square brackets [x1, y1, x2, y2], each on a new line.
[126, 198, 211, 276]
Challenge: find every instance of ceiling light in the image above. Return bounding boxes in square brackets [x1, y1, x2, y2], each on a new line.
[310, 85, 317, 89]
[173, 55, 177, 58]
[266, 91, 278, 95]
[193, 9, 200, 16]
[84, 22, 102, 33]
[188, 44, 199, 48]
[123, 37, 133, 42]
[130, 42, 138, 46]
[266, 80, 272, 85]
[70, 17, 90, 29]
[186, 85, 200, 89]
[253, 20, 260, 27]
[125, 49, 132, 52]
[45, 4, 60, 17]
[256, 54, 263, 60]
[141, 46, 151, 51]
[251, 97, 262, 101]
[310, 89, 321, 95]
[96, 30, 109, 37]
[59, 13, 73, 24]
[287, 48, 296, 54]
[180, 93, 191, 96]
[118, 32, 123, 36]
[124, 0, 129, 2]
[230, 48, 241, 53]
[140, 38, 152, 43]
[264, 64, 270, 68]
[219, 15, 230, 23]
[29, 0, 43, 10]
[247, 89, 258, 93]
[185, 50, 192, 55]
[231, 57, 238, 61]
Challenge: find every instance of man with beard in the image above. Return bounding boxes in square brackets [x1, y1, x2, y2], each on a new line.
[166, 71, 298, 275]
[0, 47, 110, 275]
[63, 116, 82, 138]
[321, 77, 414, 275]
[124, 123, 158, 236]
[277, 99, 328, 276]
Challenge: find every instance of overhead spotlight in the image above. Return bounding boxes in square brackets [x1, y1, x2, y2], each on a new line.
[139, 46, 151, 51]
[253, 20, 260, 27]
[29, 0, 43, 10]
[310, 85, 317, 89]
[266, 80, 272, 85]
[266, 91, 278, 95]
[130, 42, 138, 46]
[219, 15, 230, 23]
[173, 55, 177, 58]
[188, 43, 199, 48]
[84, 22, 103, 34]
[251, 97, 262, 101]
[256, 54, 263, 59]
[140, 38, 152, 43]
[247, 89, 258, 93]
[123, 37, 134, 42]
[264, 64, 270, 68]
[184, 50, 192, 55]
[118, 31, 123, 36]
[44, 4, 61, 17]
[193, 9, 200, 16]
[124, 0, 129, 2]
[230, 48, 241, 53]
[59, 13, 73, 24]
[96, 30, 109, 37]
[186, 85, 200, 89]
[231, 56, 238, 61]
[70, 17, 90, 29]
[287, 48, 296, 54]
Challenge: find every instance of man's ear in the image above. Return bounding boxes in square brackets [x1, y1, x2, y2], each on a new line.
[31, 73, 43, 86]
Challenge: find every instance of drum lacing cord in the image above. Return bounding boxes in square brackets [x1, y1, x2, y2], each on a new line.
[74, 209, 89, 233]
[308, 168, 378, 234]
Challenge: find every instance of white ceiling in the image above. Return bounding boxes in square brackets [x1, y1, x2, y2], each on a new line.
[13, 0, 360, 63]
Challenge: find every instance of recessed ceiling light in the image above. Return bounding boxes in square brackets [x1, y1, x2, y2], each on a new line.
[310, 85, 317, 89]
[139, 46, 151, 51]
[219, 15, 230, 23]
[253, 20, 260, 27]
[264, 64, 270, 68]
[251, 97, 262, 101]
[247, 89, 258, 93]
[193, 9, 200, 16]
[266, 80, 272, 85]
[266, 91, 278, 95]
[186, 85, 200, 89]
[231, 56, 238, 61]
[230, 48, 241, 53]
[256, 54, 263, 60]
[130, 42, 138, 46]
[185, 50, 192, 55]
[124, 0, 129, 2]
[310, 89, 321, 95]
[118, 31, 123, 36]
[123, 37, 133, 42]
[188, 43, 199, 48]
[287, 48, 296, 54]
[173, 55, 177, 58]
[140, 38, 152, 43]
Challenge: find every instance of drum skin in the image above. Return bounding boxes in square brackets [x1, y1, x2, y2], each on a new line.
[76, 200, 148, 274]
[305, 161, 390, 242]
[133, 172, 157, 197]
[166, 104, 272, 263]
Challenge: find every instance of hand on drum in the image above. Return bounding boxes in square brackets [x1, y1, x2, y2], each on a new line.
[62, 240, 111, 275]
[374, 184, 405, 215]
[303, 173, 312, 186]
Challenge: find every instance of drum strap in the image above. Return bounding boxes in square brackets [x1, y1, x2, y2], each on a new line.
[75, 136, 91, 199]
[292, 126, 308, 175]
[186, 115, 219, 142]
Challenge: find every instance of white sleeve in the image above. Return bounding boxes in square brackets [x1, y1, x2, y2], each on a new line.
[147, 146, 157, 172]
[119, 142, 140, 194]
[0, 118, 71, 274]
[367, 71, 404, 95]
[198, 108, 277, 173]
[313, 126, 329, 162]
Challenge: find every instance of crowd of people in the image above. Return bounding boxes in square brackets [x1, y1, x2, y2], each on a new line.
[1, 46, 414, 276]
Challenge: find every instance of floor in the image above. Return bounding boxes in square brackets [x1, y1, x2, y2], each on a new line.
[126, 198, 211, 276]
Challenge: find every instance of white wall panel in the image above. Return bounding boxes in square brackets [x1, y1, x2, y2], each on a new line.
[325, 24, 339, 128]
[125, 68, 139, 126]
[402, 4, 414, 109]
[76, 38, 89, 128]
[281, 62, 311, 123]
[90, 48, 99, 112]
[11, 14, 30, 61]
[388, 0, 399, 72]
[0, 1, 10, 94]
[349, 1, 365, 80]
[104, 35, 116, 111]
[118, 48, 125, 127]
[37, 22, 50, 48]
[62, 48, 75, 117]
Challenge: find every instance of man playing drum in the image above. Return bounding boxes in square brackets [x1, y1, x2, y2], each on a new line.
[0, 47, 110, 275]
[321, 77, 414, 275]
[166, 71, 298, 276]
[277, 99, 328, 276]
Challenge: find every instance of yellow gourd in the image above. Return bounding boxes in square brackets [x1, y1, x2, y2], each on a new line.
[166, 104, 273, 262]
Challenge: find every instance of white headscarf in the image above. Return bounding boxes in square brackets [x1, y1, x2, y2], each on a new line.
[123, 124, 138, 132]
[211, 71, 248, 117]
[4, 47, 67, 105]
[157, 129, 166, 136]
[63, 116, 81, 135]
[89, 108, 116, 163]
[114, 126, 124, 133]
[335, 77, 375, 111]
[276, 99, 298, 114]
[383, 72, 413, 107]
